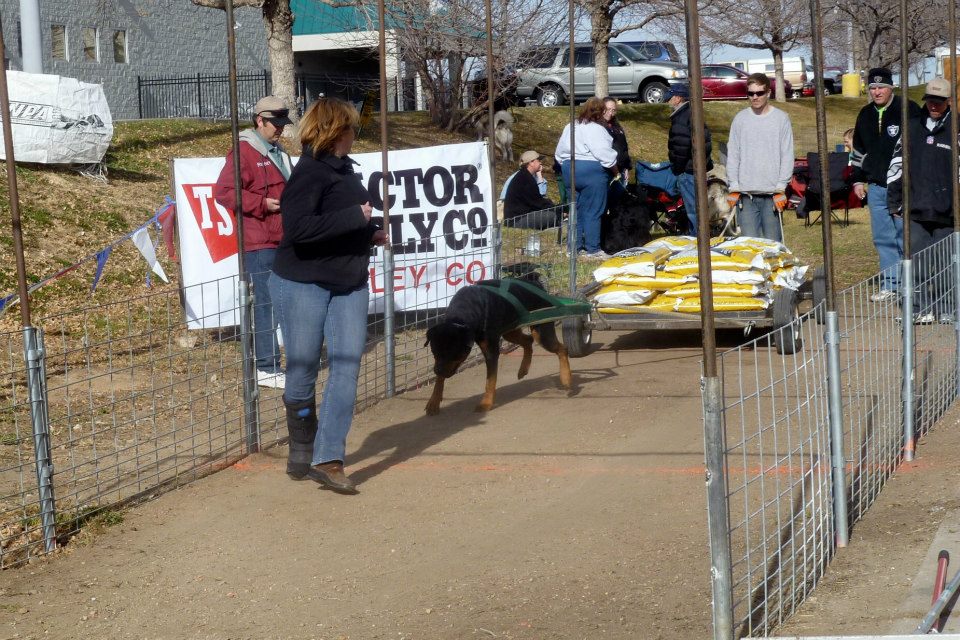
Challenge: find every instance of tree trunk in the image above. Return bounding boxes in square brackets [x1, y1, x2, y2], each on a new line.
[262, 0, 298, 127]
[772, 49, 786, 102]
[590, 5, 614, 99]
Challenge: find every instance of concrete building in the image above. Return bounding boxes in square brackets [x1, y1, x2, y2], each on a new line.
[1, 0, 269, 120]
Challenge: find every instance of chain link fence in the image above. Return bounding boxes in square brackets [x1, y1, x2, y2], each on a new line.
[715, 233, 960, 637]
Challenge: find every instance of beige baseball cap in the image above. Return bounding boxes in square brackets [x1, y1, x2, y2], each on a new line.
[923, 77, 952, 101]
[519, 149, 544, 166]
[254, 95, 292, 125]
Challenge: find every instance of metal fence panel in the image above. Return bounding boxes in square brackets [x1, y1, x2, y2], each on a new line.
[716, 233, 960, 636]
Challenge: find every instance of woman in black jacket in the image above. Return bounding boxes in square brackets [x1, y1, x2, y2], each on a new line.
[269, 97, 387, 494]
[602, 97, 631, 184]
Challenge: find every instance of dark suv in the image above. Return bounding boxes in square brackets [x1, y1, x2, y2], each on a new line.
[515, 43, 687, 107]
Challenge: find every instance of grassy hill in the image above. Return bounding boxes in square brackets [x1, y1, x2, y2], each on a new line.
[0, 93, 899, 332]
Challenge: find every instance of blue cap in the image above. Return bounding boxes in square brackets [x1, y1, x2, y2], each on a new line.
[669, 83, 690, 98]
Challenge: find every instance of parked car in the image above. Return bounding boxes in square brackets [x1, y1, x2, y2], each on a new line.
[515, 43, 687, 107]
[799, 65, 844, 97]
[700, 64, 792, 100]
[745, 56, 809, 90]
[616, 40, 681, 63]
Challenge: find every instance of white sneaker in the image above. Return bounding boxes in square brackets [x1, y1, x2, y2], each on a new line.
[256, 369, 286, 389]
[870, 289, 897, 303]
[583, 250, 612, 261]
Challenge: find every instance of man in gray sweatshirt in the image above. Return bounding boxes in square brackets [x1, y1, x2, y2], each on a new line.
[726, 73, 795, 242]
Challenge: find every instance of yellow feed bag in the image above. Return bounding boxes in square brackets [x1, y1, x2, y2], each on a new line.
[715, 236, 790, 258]
[662, 283, 766, 298]
[672, 296, 770, 313]
[608, 272, 697, 290]
[773, 265, 809, 290]
[662, 249, 767, 275]
[593, 283, 656, 306]
[593, 247, 672, 281]
[643, 236, 698, 253]
[710, 270, 769, 285]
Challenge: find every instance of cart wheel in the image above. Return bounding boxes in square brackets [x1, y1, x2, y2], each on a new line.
[562, 315, 592, 358]
[773, 288, 803, 355]
[812, 265, 826, 324]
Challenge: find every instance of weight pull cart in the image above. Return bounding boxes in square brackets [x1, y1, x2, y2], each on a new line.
[558, 267, 825, 358]
[476, 278, 593, 331]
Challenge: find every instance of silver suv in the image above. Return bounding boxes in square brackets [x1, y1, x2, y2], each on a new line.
[515, 43, 687, 107]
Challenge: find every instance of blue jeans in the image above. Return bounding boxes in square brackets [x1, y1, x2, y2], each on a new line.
[677, 173, 698, 235]
[867, 184, 903, 291]
[738, 194, 782, 242]
[561, 160, 608, 253]
[245, 249, 281, 373]
[268, 274, 369, 464]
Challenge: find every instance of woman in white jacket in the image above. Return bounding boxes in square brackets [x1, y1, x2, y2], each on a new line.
[555, 97, 619, 259]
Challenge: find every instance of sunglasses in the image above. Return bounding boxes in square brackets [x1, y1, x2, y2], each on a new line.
[746, 90, 767, 97]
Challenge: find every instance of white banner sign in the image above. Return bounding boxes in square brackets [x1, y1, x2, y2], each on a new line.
[1, 71, 113, 164]
[174, 142, 494, 329]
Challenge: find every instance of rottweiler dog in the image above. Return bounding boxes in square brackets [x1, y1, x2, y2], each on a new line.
[424, 275, 572, 415]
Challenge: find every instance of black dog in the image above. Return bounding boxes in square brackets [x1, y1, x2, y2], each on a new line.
[602, 183, 655, 255]
[424, 275, 572, 415]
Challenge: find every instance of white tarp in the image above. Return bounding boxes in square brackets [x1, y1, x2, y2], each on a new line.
[174, 141, 494, 329]
[1, 71, 113, 164]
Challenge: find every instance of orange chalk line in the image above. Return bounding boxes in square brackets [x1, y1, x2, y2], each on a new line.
[229, 455, 935, 478]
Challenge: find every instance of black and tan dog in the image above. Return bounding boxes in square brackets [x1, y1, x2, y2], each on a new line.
[424, 275, 572, 415]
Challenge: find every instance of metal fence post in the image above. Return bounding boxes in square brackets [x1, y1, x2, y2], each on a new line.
[137, 76, 143, 119]
[378, 0, 397, 398]
[902, 258, 916, 461]
[23, 327, 57, 553]
[955, 234, 960, 398]
[703, 375, 734, 640]
[824, 311, 849, 547]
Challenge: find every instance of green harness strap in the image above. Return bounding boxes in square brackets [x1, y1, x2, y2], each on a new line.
[475, 278, 592, 331]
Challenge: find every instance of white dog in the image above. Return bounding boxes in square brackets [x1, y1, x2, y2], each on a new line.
[474, 110, 514, 162]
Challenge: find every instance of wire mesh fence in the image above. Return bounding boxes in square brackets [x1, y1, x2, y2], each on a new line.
[715, 233, 960, 637]
[0, 214, 582, 567]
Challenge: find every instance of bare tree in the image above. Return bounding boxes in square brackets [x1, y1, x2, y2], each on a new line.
[832, 0, 943, 71]
[192, 0, 351, 123]
[579, 0, 682, 98]
[689, 0, 811, 102]
[358, 0, 568, 130]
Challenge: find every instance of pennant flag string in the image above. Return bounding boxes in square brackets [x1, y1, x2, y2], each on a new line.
[0, 197, 176, 317]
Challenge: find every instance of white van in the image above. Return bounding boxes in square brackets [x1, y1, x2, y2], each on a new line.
[745, 56, 808, 90]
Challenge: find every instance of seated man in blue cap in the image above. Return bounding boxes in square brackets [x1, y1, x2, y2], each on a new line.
[667, 82, 713, 236]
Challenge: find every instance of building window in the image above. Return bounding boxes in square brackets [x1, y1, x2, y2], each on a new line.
[16, 20, 21, 58]
[82, 27, 98, 61]
[113, 30, 127, 63]
[51, 24, 68, 61]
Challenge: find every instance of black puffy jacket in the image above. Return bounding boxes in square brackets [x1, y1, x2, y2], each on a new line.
[887, 108, 959, 225]
[668, 102, 713, 176]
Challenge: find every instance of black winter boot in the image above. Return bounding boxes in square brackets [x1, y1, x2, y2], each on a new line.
[283, 397, 317, 479]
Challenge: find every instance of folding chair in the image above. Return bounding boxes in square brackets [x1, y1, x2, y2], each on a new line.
[804, 151, 853, 228]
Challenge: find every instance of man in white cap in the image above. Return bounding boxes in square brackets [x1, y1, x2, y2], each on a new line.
[214, 96, 294, 388]
[887, 76, 958, 323]
[503, 149, 556, 229]
[850, 68, 922, 301]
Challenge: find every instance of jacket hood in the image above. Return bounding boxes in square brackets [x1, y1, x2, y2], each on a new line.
[240, 128, 292, 176]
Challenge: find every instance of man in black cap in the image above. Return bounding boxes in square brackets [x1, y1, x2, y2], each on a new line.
[850, 67, 922, 301]
[887, 77, 958, 323]
[214, 95, 294, 388]
[667, 82, 713, 236]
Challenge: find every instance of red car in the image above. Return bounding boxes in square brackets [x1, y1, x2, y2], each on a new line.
[700, 64, 792, 100]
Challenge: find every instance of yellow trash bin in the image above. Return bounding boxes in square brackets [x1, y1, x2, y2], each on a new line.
[842, 73, 861, 98]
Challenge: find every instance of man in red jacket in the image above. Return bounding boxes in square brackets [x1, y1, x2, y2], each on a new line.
[214, 95, 292, 388]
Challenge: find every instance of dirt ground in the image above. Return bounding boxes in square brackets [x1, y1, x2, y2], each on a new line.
[2, 327, 960, 639]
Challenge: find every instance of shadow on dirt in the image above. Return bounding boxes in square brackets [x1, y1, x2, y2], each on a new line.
[347, 366, 617, 486]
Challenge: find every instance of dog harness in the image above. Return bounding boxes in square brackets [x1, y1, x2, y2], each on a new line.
[475, 278, 591, 332]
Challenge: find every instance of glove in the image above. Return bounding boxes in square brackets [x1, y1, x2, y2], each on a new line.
[726, 191, 741, 209]
[773, 192, 788, 212]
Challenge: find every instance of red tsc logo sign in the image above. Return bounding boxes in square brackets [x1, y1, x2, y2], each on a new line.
[183, 183, 237, 263]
